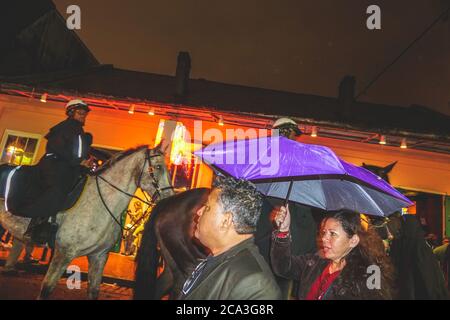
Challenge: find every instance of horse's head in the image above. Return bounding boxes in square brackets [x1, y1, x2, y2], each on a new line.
[136, 144, 174, 201]
[134, 187, 210, 300]
[362, 161, 397, 184]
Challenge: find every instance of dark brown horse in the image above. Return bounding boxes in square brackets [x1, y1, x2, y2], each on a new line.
[134, 188, 210, 300]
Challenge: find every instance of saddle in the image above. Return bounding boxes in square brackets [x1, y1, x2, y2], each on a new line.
[0, 163, 88, 215]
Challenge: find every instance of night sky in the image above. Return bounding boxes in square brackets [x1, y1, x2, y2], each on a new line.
[54, 0, 450, 116]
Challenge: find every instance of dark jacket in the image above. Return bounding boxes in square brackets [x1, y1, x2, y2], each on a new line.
[45, 118, 90, 166]
[255, 200, 318, 299]
[271, 233, 391, 300]
[255, 199, 317, 262]
[181, 237, 281, 300]
[9, 118, 92, 218]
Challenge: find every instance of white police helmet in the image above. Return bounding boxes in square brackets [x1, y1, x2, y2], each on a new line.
[272, 118, 302, 136]
[65, 99, 90, 116]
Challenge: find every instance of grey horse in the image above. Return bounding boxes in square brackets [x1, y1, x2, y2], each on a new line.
[0, 144, 174, 299]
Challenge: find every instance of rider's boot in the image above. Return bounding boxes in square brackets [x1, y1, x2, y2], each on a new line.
[23, 217, 51, 244]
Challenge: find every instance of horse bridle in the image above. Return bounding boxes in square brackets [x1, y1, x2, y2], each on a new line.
[137, 148, 174, 203]
[96, 148, 173, 232]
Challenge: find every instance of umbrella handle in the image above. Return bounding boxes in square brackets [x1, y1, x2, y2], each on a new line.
[284, 180, 293, 207]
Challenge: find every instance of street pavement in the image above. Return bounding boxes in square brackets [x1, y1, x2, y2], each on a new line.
[0, 266, 132, 300]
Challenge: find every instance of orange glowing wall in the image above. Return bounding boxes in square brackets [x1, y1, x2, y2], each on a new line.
[1, 94, 449, 195]
[183, 120, 450, 195]
[0, 95, 162, 157]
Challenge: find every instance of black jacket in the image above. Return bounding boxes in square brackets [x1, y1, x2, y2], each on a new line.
[271, 232, 392, 300]
[180, 238, 281, 300]
[45, 118, 90, 166]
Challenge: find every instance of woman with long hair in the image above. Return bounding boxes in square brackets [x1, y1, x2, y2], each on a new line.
[271, 206, 395, 299]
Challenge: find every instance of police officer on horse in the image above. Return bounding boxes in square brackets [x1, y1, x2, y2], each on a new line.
[9, 99, 93, 243]
[255, 117, 319, 299]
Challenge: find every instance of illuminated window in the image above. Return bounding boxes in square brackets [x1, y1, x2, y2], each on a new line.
[0, 130, 41, 165]
[154, 119, 165, 147]
[170, 122, 187, 165]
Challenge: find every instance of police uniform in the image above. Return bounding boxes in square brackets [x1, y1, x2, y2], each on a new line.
[15, 117, 91, 218]
[12, 98, 93, 222]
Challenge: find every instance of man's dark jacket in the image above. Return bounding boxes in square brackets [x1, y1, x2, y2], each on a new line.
[181, 238, 281, 300]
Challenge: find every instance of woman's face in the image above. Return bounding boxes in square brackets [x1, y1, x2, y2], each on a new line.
[320, 218, 359, 262]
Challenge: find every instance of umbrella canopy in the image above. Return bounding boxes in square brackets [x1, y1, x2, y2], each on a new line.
[194, 136, 413, 217]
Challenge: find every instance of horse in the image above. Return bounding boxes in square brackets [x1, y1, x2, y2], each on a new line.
[362, 161, 449, 299]
[134, 187, 210, 300]
[0, 144, 174, 299]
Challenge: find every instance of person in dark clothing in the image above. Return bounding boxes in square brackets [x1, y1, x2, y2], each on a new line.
[254, 117, 318, 299]
[433, 237, 450, 290]
[446, 244, 450, 290]
[9, 99, 93, 243]
[270, 117, 302, 140]
[389, 214, 449, 299]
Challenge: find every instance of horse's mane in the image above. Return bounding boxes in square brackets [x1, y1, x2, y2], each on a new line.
[92, 145, 151, 176]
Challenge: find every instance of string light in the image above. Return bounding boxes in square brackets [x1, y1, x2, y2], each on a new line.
[218, 115, 224, 126]
[379, 135, 386, 145]
[400, 138, 407, 149]
[311, 126, 318, 137]
[148, 107, 155, 116]
[128, 104, 135, 114]
[40, 93, 47, 103]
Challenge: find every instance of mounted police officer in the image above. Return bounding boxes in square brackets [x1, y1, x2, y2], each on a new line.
[271, 117, 303, 140]
[255, 117, 318, 299]
[12, 99, 93, 243]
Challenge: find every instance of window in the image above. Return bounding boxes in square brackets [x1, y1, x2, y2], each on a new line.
[0, 130, 42, 165]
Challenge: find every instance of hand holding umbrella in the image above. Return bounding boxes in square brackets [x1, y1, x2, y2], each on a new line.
[275, 204, 291, 232]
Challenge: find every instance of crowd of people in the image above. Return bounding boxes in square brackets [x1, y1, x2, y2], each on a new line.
[1, 111, 449, 300]
[177, 173, 449, 300]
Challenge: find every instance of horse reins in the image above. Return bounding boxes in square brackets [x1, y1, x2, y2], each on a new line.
[95, 148, 173, 232]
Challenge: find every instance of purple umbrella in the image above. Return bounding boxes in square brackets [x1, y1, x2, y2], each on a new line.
[194, 136, 413, 217]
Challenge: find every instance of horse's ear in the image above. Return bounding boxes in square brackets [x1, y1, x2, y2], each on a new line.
[384, 161, 397, 174]
[154, 141, 165, 153]
[159, 139, 170, 154]
[153, 139, 169, 155]
[154, 142, 162, 151]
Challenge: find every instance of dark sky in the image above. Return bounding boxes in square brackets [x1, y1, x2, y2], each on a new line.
[55, 0, 450, 115]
